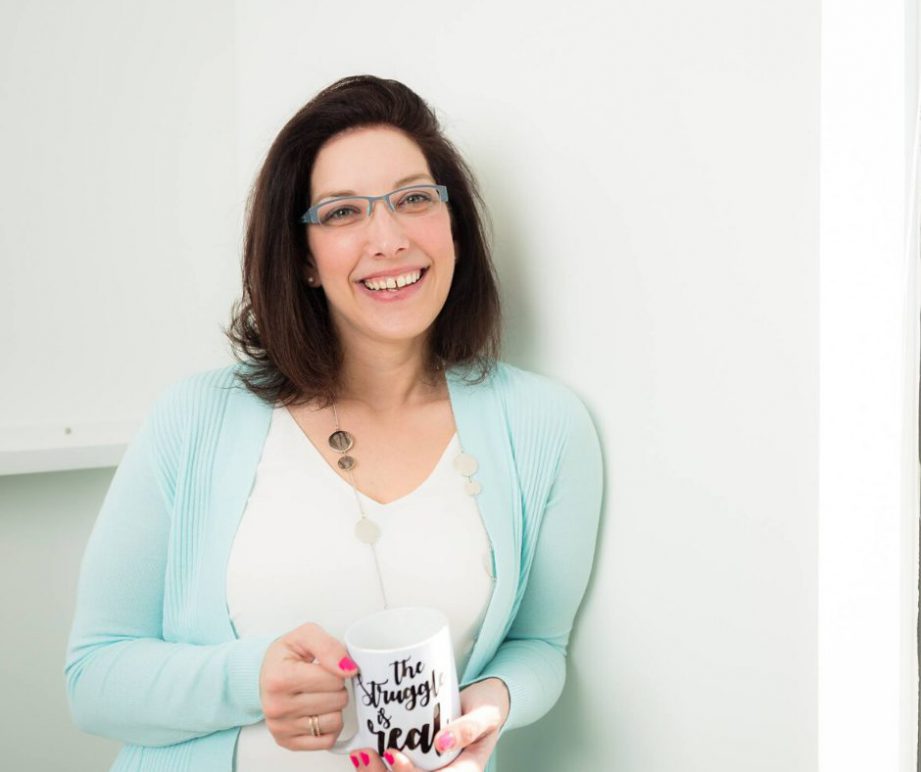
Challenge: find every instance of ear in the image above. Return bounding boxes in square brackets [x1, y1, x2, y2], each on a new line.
[303, 258, 321, 288]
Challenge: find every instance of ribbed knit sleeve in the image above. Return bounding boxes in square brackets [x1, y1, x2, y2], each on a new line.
[63, 383, 278, 747]
[467, 381, 604, 737]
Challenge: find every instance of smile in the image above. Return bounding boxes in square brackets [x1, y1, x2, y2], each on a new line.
[356, 267, 429, 301]
[361, 268, 424, 291]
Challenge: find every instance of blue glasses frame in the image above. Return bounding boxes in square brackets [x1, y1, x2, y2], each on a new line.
[298, 184, 449, 225]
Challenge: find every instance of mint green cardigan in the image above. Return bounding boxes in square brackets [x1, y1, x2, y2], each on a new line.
[65, 360, 603, 771]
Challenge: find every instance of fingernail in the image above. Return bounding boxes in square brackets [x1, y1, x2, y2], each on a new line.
[350, 755, 359, 768]
[360, 751, 370, 765]
[339, 656, 358, 671]
[436, 732, 456, 751]
[384, 752, 395, 764]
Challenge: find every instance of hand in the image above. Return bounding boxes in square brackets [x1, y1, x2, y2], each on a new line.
[258, 622, 359, 751]
[346, 678, 510, 770]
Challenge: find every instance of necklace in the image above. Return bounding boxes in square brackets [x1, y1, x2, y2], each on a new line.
[328, 401, 390, 608]
[326, 386, 483, 610]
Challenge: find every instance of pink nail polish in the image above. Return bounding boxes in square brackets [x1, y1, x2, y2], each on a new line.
[437, 732, 456, 751]
[350, 755, 359, 768]
[384, 752, 395, 764]
[360, 751, 370, 765]
[339, 656, 358, 671]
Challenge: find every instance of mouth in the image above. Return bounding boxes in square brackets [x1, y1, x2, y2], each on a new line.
[356, 268, 428, 295]
[355, 267, 429, 302]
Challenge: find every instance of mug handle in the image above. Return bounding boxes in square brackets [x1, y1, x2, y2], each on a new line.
[328, 676, 364, 755]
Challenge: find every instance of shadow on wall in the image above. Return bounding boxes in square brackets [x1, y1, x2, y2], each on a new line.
[472, 146, 539, 369]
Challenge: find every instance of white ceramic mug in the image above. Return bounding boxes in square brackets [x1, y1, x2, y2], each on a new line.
[331, 606, 462, 770]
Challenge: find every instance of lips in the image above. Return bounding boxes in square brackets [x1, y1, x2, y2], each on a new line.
[359, 268, 425, 291]
[356, 266, 427, 283]
[356, 266, 428, 302]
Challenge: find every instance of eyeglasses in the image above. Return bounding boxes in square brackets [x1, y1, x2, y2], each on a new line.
[299, 184, 449, 227]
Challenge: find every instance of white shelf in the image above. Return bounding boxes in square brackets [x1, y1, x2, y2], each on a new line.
[0, 421, 136, 476]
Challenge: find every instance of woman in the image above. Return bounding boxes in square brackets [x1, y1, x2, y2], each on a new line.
[65, 75, 604, 772]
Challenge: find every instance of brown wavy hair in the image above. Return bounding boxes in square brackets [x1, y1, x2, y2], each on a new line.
[224, 74, 502, 408]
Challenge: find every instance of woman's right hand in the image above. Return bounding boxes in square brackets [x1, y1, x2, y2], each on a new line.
[258, 622, 359, 751]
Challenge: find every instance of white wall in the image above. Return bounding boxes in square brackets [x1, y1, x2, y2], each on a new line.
[14, 0, 917, 769]
[819, 2, 919, 771]
[0, 0, 238, 473]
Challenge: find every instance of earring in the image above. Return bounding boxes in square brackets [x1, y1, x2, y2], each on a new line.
[307, 276, 315, 283]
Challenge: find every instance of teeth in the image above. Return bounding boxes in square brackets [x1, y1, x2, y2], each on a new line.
[362, 269, 422, 291]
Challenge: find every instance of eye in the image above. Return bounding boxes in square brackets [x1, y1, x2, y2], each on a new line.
[396, 189, 436, 212]
[320, 203, 362, 225]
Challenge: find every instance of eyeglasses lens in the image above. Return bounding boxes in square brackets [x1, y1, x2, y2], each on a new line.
[316, 186, 441, 226]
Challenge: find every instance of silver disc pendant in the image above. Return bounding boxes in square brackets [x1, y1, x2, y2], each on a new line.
[329, 430, 354, 453]
[355, 517, 380, 544]
[453, 452, 479, 476]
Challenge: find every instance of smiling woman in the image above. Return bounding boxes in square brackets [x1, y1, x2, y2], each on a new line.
[64, 75, 604, 772]
[226, 75, 502, 408]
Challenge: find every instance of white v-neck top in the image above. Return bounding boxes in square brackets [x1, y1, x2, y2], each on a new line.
[226, 405, 495, 771]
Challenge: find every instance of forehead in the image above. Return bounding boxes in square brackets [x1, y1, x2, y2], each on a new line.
[310, 125, 432, 200]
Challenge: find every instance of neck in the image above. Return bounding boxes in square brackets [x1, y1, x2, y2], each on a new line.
[336, 336, 444, 414]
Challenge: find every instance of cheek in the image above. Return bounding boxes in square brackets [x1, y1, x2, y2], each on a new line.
[308, 232, 352, 273]
[416, 218, 456, 260]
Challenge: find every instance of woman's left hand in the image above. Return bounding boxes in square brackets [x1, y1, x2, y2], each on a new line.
[346, 677, 510, 771]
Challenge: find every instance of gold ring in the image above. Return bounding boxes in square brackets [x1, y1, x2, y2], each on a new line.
[309, 714, 321, 736]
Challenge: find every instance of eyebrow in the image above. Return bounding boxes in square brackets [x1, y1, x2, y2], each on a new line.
[313, 173, 435, 205]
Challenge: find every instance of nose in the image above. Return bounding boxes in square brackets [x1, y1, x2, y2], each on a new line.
[364, 198, 410, 258]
